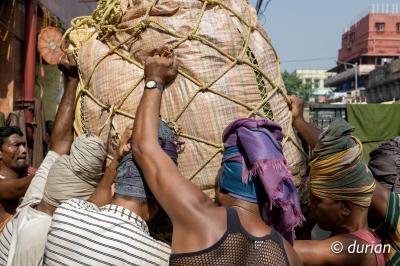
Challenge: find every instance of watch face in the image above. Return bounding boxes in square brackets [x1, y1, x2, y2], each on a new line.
[146, 80, 156, 88]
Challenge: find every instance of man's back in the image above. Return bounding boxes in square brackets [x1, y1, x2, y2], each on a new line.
[44, 198, 171, 265]
[170, 208, 291, 266]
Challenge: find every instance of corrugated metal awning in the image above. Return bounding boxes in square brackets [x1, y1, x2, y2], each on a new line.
[324, 65, 376, 87]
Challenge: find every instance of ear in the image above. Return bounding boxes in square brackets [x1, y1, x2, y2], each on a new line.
[341, 201, 353, 216]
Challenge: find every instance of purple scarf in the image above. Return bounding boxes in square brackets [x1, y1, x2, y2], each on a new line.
[222, 118, 304, 244]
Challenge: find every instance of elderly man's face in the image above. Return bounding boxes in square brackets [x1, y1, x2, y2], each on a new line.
[0, 134, 28, 172]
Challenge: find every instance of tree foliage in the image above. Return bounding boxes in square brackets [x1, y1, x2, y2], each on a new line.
[282, 70, 313, 101]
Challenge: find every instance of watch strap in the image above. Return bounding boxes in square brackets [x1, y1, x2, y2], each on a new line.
[145, 80, 164, 90]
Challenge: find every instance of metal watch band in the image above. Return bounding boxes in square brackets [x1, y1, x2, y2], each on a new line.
[145, 80, 164, 90]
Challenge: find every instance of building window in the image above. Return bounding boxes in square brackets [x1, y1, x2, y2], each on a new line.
[397, 23, 400, 33]
[375, 23, 385, 32]
[347, 32, 355, 49]
[342, 34, 348, 47]
[314, 79, 320, 88]
[305, 79, 312, 86]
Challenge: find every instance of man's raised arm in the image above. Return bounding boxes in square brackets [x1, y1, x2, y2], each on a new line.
[18, 51, 79, 207]
[289, 95, 322, 149]
[131, 48, 213, 227]
[50, 51, 79, 155]
[89, 125, 133, 206]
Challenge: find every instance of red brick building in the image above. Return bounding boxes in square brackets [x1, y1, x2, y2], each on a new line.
[326, 4, 400, 101]
[339, 6, 400, 65]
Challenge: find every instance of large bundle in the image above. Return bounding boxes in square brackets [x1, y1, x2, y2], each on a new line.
[67, 0, 306, 197]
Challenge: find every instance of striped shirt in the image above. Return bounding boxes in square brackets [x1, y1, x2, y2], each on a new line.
[0, 219, 11, 265]
[44, 198, 171, 265]
[382, 192, 400, 265]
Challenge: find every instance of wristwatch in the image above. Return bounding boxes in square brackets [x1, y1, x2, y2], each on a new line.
[145, 80, 164, 90]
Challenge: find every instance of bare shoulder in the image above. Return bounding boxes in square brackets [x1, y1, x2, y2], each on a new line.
[294, 234, 379, 266]
[234, 209, 272, 237]
[339, 234, 381, 266]
[324, 234, 378, 266]
[172, 205, 228, 254]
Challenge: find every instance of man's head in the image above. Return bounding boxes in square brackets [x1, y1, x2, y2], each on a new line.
[215, 118, 289, 205]
[309, 118, 375, 231]
[214, 163, 267, 208]
[43, 133, 107, 208]
[215, 118, 304, 244]
[114, 121, 178, 222]
[308, 195, 354, 231]
[368, 137, 400, 193]
[0, 126, 28, 173]
[114, 154, 160, 221]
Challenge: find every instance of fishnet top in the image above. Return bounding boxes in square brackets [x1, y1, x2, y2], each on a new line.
[170, 208, 289, 266]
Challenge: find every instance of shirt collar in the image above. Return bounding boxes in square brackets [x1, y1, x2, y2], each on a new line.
[100, 204, 149, 234]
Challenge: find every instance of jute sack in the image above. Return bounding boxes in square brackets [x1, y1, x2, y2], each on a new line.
[67, 0, 307, 197]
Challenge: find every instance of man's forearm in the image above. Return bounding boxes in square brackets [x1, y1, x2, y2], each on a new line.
[88, 158, 119, 206]
[50, 77, 78, 154]
[293, 118, 322, 149]
[132, 89, 163, 146]
[0, 176, 33, 199]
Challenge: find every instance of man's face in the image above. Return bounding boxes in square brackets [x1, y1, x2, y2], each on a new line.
[0, 134, 27, 172]
[308, 194, 347, 231]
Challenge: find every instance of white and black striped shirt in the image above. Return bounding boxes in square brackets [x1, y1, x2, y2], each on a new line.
[44, 198, 171, 266]
[0, 220, 11, 265]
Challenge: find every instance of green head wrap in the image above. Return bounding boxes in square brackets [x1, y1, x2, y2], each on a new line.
[310, 118, 375, 207]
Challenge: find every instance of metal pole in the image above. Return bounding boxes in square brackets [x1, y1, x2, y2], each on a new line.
[23, 0, 37, 157]
[24, 0, 37, 104]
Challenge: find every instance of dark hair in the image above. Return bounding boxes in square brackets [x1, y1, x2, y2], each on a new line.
[0, 126, 23, 147]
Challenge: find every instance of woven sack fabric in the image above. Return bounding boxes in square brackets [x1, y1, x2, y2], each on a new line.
[67, 0, 307, 197]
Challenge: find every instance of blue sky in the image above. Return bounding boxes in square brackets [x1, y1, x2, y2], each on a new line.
[249, 0, 400, 72]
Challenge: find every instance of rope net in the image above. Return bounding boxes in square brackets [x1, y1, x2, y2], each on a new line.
[66, 0, 307, 197]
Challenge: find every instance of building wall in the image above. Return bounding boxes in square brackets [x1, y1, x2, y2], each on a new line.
[34, 12, 64, 122]
[1, 2, 63, 122]
[35, 63, 62, 121]
[339, 13, 400, 63]
[0, 1, 25, 118]
[294, 69, 335, 89]
[366, 59, 400, 103]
